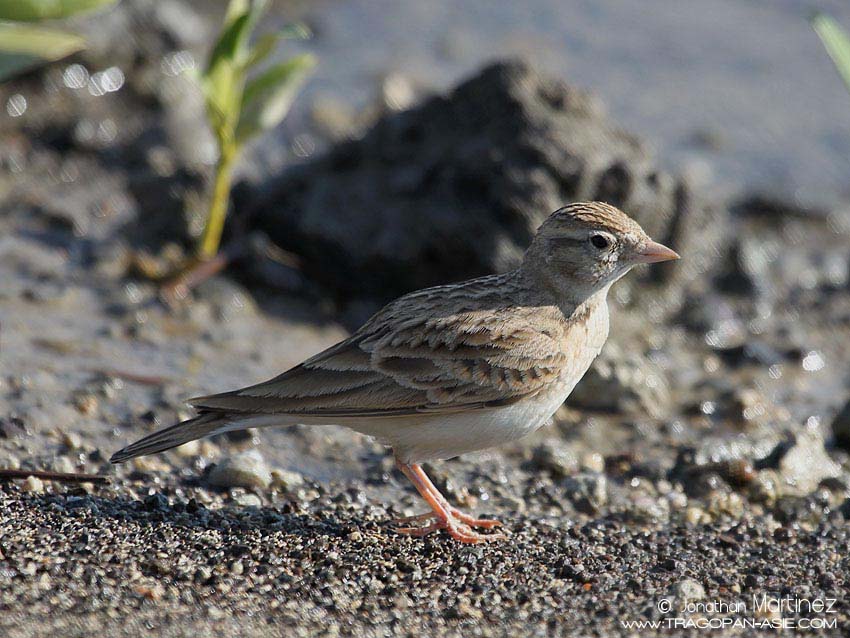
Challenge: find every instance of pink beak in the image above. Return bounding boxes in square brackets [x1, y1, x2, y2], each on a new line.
[634, 240, 680, 264]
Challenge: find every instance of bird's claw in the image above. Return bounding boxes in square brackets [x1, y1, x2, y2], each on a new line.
[395, 517, 507, 544]
[394, 507, 502, 530]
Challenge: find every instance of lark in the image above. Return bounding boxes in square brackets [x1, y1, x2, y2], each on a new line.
[112, 202, 678, 543]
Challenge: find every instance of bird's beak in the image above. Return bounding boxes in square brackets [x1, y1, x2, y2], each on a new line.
[634, 240, 680, 264]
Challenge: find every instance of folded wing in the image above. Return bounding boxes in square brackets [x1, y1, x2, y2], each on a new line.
[190, 303, 567, 418]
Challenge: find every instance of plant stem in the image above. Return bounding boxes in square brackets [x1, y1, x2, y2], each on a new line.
[0, 469, 109, 484]
[198, 148, 236, 259]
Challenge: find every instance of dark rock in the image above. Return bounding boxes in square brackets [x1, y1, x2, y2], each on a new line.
[714, 340, 785, 368]
[679, 293, 747, 344]
[253, 60, 725, 307]
[731, 195, 829, 221]
[144, 493, 169, 511]
[0, 416, 27, 439]
[714, 239, 758, 296]
[831, 398, 850, 452]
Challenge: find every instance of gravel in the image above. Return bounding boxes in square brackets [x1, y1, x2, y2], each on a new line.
[2, 481, 849, 637]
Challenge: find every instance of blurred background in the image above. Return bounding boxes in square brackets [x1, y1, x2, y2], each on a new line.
[3, 0, 850, 504]
[3, 1, 850, 632]
[3, 0, 850, 495]
[256, 0, 850, 204]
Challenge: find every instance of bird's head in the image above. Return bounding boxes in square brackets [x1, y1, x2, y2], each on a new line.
[522, 201, 679, 302]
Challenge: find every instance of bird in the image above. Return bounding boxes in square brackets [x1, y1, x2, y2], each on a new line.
[111, 202, 679, 544]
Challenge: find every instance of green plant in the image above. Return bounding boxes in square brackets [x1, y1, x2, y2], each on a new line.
[0, 0, 117, 82]
[811, 12, 850, 95]
[196, 0, 315, 260]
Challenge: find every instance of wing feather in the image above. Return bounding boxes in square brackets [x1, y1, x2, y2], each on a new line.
[190, 281, 571, 418]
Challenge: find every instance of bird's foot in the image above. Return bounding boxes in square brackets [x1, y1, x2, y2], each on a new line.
[450, 507, 502, 529]
[393, 461, 506, 543]
[394, 508, 501, 530]
[395, 514, 506, 544]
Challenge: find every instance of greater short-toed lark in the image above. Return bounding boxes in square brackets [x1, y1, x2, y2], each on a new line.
[112, 202, 679, 543]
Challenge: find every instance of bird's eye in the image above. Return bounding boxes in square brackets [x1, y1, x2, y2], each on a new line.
[590, 234, 610, 249]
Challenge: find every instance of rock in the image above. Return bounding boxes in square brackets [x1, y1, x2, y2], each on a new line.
[0, 417, 27, 441]
[668, 579, 706, 606]
[747, 470, 781, 505]
[731, 194, 829, 221]
[563, 473, 607, 513]
[270, 469, 306, 491]
[706, 491, 744, 518]
[71, 393, 99, 416]
[143, 493, 169, 511]
[207, 450, 271, 490]
[194, 567, 212, 584]
[531, 441, 579, 478]
[50, 456, 76, 474]
[61, 431, 83, 450]
[679, 293, 747, 348]
[831, 398, 850, 451]
[253, 60, 724, 308]
[568, 342, 670, 418]
[775, 430, 840, 495]
[626, 493, 670, 525]
[233, 492, 262, 508]
[132, 455, 171, 473]
[714, 238, 760, 296]
[0, 454, 21, 470]
[194, 277, 258, 322]
[173, 439, 201, 458]
[580, 452, 605, 474]
[685, 507, 706, 525]
[22, 476, 44, 494]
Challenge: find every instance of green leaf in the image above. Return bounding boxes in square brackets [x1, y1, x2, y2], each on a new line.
[245, 33, 278, 69]
[0, 22, 85, 81]
[0, 0, 117, 21]
[201, 0, 271, 145]
[202, 12, 251, 144]
[235, 53, 315, 144]
[205, 13, 251, 75]
[277, 23, 312, 40]
[205, 0, 266, 75]
[811, 13, 850, 95]
[246, 24, 312, 69]
[222, 0, 250, 28]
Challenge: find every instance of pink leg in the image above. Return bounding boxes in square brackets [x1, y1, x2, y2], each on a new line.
[394, 460, 506, 544]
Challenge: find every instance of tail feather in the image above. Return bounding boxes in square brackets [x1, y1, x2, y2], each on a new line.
[110, 412, 236, 463]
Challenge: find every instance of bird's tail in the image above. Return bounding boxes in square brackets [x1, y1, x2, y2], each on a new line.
[110, 411, 263, 463]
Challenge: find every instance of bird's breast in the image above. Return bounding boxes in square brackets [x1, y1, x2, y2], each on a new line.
[558, 296, 610, 383]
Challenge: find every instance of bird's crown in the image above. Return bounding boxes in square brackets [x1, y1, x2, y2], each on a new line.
[538, 201, 645, 237]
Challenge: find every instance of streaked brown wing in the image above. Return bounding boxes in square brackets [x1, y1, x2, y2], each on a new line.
[190, 301, 567, 418]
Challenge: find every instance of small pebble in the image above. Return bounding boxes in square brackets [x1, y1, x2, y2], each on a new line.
[270, 469, 305, 491]
[207, 449, 271, 489]
[23, 476, 44, 493]
[61, 431, 82, 449]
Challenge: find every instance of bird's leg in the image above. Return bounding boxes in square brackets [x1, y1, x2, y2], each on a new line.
[406, 464, 502, 528]
[394, 460, 505, 543]
[392, 463, 499, 528]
